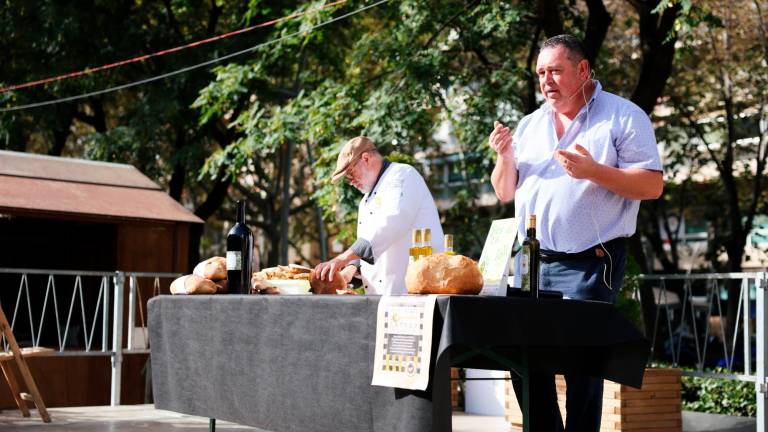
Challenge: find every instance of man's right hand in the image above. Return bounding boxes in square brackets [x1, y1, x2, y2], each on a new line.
[489, 121, 514, 160]
[314, 257, 348, 282]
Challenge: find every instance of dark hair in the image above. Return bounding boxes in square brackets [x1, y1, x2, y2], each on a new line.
[541, 34, 589, 66]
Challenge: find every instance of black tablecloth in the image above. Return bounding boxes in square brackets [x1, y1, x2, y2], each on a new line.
[149, 295, 648, 432]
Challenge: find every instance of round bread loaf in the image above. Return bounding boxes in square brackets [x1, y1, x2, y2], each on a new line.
[405, 254, 483, 295]
[170, 274, 217, 295]
[309, 269, 347, 294]
[193, 256, 227, 281]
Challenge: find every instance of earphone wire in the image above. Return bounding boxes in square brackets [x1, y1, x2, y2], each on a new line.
[583, 69, 615, 290]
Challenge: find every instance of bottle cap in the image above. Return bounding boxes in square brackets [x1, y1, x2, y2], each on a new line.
[444, 234, 454, 248]
[527, 214, 536, 229]
[412, 229, 422, 243]
[423, 228, 431, 242]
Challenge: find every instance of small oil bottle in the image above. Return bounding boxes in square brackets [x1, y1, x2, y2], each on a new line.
[420, 228, 433, 257]
[409, 229, 423, 263]
[443, 234, 455, 255]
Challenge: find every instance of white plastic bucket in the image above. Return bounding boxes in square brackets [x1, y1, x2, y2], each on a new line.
[463, 368, 507, 415]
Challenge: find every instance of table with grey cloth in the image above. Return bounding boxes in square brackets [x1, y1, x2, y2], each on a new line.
[149, 295, 649, 432]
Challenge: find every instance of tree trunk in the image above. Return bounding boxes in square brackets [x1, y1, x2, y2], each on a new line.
[629, 1, 679, 114]
[306, 142, 328, 261]
[584, 0, 612, 67]
[280, 140, 295, 264]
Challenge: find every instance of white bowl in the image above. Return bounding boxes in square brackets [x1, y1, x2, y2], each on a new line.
[263, 279, 311, 295]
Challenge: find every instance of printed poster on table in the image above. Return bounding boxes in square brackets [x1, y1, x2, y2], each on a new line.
[371, 295, 437, 390]
[477, 218, 517, 296]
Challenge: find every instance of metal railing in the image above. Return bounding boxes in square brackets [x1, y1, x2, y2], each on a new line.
[638, 272, 767, 429]
[0, 268, 180, 406]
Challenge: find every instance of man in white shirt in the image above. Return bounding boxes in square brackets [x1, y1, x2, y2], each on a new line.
[314, 136, 443, 295]
[489, 35, 663, 431]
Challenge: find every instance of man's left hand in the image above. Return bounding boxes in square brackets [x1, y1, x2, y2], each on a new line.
[555, 144, 598, 180]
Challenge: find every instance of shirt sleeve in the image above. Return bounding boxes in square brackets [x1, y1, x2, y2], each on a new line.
[350, 239, 374, 264]
[615, 107, 663, 171]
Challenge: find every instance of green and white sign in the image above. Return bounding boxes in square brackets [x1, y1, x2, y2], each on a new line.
[477, 218, 517, 296]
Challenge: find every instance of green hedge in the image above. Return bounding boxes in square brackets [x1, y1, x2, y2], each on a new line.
[681, 370, 756, 417]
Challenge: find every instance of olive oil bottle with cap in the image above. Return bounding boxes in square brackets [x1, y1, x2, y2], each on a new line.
[520, 214, 540, 298]
[420, 228, 433, 257]
[409, 229, 423, 263]
[443, 234, 455, 255]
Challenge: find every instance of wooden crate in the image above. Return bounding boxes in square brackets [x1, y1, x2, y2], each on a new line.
[505, 368, 682, 431]
[451, 368, 460, 410]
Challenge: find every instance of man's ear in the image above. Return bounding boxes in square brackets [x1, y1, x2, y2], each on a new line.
[579, 59, 590, 80]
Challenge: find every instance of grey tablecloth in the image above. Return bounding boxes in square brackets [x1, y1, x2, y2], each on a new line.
[149, 295, 648, 432]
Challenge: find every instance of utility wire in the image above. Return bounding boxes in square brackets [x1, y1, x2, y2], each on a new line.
[0, 0, 389, 113]
[0, 0, 347, 94]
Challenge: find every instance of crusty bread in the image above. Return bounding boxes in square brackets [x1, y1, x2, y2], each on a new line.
[309, 269, 347, 294]
[405, 254, 483, 295]
[214, 278, 228, 294]
[170, 274, 218, 295]
[193, 257, 227, 281]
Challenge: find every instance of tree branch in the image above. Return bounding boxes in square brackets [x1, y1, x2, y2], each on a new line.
[162, 0, 186, 42]
[289, 200, 315, 216]
[194, 166, 231, 221]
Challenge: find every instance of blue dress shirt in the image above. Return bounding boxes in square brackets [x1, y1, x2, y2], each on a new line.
[512, 81, 662, 253]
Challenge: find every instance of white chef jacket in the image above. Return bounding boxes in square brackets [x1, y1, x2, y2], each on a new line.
[357, 162, 443, 295]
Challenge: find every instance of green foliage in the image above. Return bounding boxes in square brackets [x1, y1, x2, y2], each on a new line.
[682, 370, 756, 417]
[616, 255, 644, 333]
[4, 0, 760, 271]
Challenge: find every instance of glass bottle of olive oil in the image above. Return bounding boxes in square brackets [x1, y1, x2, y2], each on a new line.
[443, 234, 455, 255]
[420, 228, 433, 257]
[409, 229, 423, 263]
[520, 215, 540, 298]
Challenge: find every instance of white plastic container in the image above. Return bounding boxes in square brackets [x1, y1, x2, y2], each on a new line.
[463, 368, 507, 416]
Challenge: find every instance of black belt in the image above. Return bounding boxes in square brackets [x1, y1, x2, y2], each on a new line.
[540, 237, 627, 263]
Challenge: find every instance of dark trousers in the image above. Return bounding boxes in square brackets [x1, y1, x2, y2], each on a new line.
[512, 238, 627, 432]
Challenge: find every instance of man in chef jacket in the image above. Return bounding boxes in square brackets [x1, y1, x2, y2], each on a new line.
[313, 136, 444, 295]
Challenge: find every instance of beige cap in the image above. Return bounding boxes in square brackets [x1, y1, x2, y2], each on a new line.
[331, 136, 377, 183]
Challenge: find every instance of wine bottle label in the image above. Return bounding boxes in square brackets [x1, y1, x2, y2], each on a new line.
[520, 251, 530, 275]
[226, 251, 242, 270]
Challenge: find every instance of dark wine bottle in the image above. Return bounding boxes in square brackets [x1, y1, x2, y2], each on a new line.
[226, 200, 253, 294]
[520, 214, 540, 298]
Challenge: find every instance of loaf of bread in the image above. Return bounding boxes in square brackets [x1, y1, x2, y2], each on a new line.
[405, 254, 483, 295]
[309, 270, 347, 294]
[214, 278, 228, 294]
[170, 274, 218, 295]
[193, 256, 227, 281]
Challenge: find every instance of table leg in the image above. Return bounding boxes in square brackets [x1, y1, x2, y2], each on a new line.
[452, 347, 531, 432]
[209, 418, 216, 432]
[520, 363, 530, 432]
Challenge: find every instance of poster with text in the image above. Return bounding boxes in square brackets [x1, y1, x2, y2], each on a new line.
[371, 295, 437, 390]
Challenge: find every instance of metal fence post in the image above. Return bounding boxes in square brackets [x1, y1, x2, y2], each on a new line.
[127, 275, 136, 350]
[744, 278, 752, 376]
[111, 272, 125, 406]
[757, 272, 767, 432]
[103, 275, 110, 353]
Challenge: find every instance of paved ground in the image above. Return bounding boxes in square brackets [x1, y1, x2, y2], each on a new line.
[0, 404, 757, 431]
